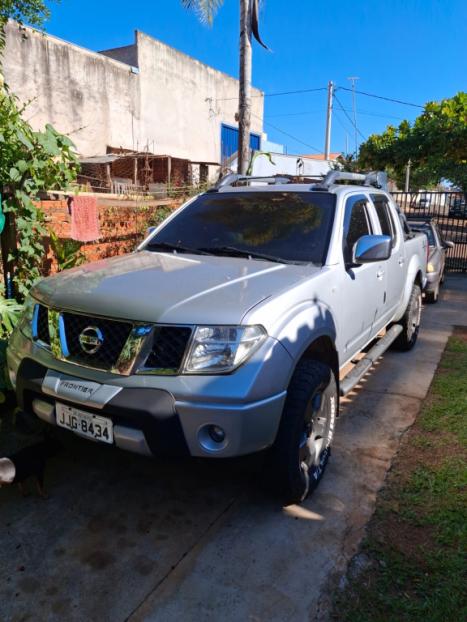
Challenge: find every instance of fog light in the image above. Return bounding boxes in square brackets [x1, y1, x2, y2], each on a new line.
[198, 424, 228, 452]
[208, 425, 225, 443]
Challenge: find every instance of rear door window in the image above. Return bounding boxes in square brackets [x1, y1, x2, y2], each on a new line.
[343, 195, 373, 264]
[371, 194, 397, 248]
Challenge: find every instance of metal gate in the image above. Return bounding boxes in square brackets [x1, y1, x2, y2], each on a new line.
[393, 191, 467, 272]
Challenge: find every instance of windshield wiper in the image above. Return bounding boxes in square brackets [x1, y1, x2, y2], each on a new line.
[146, 241, 210, 255]
[199, 245, 290, 264]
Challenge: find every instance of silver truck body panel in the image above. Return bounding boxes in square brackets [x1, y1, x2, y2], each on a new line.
[8, 182, 427, 459]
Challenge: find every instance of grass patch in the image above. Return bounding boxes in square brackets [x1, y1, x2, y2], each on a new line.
[332, 329, 467, 622]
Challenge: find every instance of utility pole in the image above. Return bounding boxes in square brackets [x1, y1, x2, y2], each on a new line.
[405, 159, 411, 192]
[238, 0, 252, 175]
[324, 80, 334, 160]
[348, 76, 359, 155]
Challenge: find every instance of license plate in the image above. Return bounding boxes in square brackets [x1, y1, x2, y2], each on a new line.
[56, 403, 113, 444]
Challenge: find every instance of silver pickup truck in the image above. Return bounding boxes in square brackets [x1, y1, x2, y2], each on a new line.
[7, 170, 427, 504]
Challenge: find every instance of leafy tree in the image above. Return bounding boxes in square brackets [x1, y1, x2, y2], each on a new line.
[0, 1, 57, 51]
[0, 88, 79, 298]
[358, 92, 467, 192]
[0, 1, 78, 299]
[0, 0, 53, 26]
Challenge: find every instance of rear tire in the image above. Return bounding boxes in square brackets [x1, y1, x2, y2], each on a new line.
[392, 283, 422, 351]
[267, 360, 337, 505]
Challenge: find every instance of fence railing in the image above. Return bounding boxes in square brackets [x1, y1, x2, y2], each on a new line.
[393, 191, 467, 272]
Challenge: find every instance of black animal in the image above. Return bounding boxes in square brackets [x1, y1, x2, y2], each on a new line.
[0, 437, 62, 497]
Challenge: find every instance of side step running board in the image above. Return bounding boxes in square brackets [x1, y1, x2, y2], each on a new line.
[340, 324, 403, 396]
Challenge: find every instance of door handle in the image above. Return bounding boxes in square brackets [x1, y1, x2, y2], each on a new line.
[398, 257, 405, 266]
[377, 269, 384, 279]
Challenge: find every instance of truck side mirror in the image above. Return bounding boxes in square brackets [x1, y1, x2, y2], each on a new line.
[352, 235, 392, 264]
[146, 226, 156, 238]
[443, 240, 454, 249]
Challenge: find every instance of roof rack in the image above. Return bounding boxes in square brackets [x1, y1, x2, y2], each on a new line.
[313, 170, 388, 191]
[208, 173, 309, 192]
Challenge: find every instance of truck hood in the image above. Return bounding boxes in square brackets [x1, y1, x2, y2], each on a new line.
[32, 251, 318, 325]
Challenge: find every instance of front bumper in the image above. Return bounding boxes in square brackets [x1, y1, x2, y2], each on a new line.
[7, 330, 290, 459]
[425, 271, 440, 292]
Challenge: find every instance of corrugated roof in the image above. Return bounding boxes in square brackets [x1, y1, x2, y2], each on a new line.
[79, 155, 121, 164]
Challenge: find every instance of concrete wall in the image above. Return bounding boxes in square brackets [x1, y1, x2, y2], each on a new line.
[2, 22, 264, 163]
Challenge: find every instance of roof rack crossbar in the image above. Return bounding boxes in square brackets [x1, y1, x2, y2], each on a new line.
[209, 173, 294, 191]
[314, 170, 388, 191]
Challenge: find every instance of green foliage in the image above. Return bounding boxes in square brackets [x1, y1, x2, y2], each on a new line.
[0, 88, 79, 298]
[0, 0, 58, 52]
[0, 0, 54, 26]
[334, 153, 360, 172]
[49, 230, 85, 272]
[0, 286, 22, 340]
[246, 150, 275, 176]
[358, 92, 467, 192]
[0, 285, 22, 395]
[181, 0, 224, 25]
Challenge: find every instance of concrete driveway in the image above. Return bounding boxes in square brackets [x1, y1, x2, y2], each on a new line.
[1, 276, 466, 622]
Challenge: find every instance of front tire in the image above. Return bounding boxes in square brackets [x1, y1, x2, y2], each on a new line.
[392, 283, 422, 351]
[268, 360, 338, 505]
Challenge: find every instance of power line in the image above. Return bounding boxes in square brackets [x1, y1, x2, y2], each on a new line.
[268, 109, 323, 118]
[252, 112, 322, 154]
[216, 86, 327, 101]
[267, 108, 405, 121]
[333, 93, 367, 142]
[338, 86, 424, 108]
[333, 108, 353, 134]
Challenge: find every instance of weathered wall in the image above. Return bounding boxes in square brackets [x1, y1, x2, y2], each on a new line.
[37, 198, 182, 274]
[2, 22, 264, 164]
[3, 22, 139, 157]
[134, 31, 264, 163]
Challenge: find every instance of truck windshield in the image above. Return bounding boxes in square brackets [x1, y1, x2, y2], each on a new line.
[146, 191, 336, 265]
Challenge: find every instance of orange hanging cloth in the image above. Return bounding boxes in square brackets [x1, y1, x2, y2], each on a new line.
[70, 196, 100, 242]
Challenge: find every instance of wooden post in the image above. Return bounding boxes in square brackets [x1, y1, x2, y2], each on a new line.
[167, 156, 172, 188]
[105, 164, 112, 191]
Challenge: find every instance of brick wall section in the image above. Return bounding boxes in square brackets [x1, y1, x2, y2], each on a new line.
[38, 198, 183, 275]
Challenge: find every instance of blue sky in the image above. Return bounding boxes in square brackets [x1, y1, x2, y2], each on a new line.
[42, 0, 466, 156]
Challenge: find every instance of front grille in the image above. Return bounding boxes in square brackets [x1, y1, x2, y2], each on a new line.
[144, 326, 192, 371]
[36, 305, 50, 344]
[62, 312, 133, 370]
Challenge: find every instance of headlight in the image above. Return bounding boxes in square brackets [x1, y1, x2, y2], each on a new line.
[17, 295, 35, 339]
[183, 325, 267, 373]
[427, 262, 435, 273]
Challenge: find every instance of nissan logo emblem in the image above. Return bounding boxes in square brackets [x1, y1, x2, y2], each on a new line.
[79, 326, 104, 354]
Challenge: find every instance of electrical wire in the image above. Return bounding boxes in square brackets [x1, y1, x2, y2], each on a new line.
[252, 112, 322, 153]
[338, 86, 424, 108]
[216, 86, 327, 101]
[268, 108, 405, 121]
[333, 92, 367, 142]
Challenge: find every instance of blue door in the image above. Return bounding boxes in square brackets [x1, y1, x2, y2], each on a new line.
[221, 124, 261, 165]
